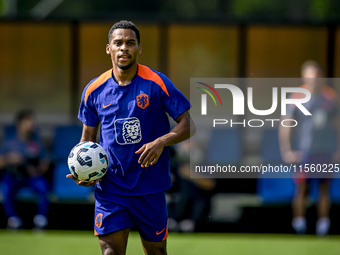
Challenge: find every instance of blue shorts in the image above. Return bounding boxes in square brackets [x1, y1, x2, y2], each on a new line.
[94, 191, 168, 242]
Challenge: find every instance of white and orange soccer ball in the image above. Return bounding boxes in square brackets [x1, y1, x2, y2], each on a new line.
[67, 141, 109, 182]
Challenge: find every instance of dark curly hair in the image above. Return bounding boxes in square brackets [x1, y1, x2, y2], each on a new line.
[108, 20, 140, 45]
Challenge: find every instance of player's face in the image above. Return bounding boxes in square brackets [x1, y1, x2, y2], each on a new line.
[302, 67, 321, 79]
[106, 29, 142, 70]
[18, 116, 36, 137]
[302, 67, 323, 88]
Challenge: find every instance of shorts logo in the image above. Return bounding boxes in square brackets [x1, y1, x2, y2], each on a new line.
[156, 228, 165, 235]
[95, 213, 103, 228]
[114, 117, 142, 145]
[136, 94, 149, 109]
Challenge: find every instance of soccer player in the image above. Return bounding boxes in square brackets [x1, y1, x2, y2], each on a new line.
[67, 20, 195, 254]
[279, 60, 340, 235]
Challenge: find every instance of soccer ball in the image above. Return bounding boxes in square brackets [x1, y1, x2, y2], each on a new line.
[67, 141, 109, 182]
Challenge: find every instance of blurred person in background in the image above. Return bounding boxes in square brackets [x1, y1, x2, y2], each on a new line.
[168, 140, 216, 233]
[279, 60, 340, 235]
[0, 110, 50, 230]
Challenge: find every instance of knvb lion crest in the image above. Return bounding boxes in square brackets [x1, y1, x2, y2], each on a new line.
[122, 119, 142, 144]
[136, 94, 149, 109]
[114, 117, 142, 145]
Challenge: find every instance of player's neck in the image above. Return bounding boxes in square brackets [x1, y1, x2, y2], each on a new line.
[112, 64, 138, 86]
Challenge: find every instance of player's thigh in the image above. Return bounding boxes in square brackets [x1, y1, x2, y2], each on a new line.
[294, 180, 308, 196]
[141, 237, 167, 255]
[130, 192, 168, 242]
[98, 228, 130, 255]
[94, 193, 134, 236]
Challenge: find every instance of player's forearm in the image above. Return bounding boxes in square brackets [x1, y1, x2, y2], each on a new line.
[80, 136, 95, 143]
[279, 129, 292, 153]
[80, 124, 98, 143]
[157, 112, 196, 147]
[192, 177, 216, 191]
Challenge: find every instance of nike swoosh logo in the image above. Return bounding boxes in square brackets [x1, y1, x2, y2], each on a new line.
[103, 103, 113, 108]
[156, 228, 165, 235]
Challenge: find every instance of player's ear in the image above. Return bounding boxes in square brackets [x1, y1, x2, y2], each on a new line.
[106, 44, 110, 55]
[138, 44, 142, 54]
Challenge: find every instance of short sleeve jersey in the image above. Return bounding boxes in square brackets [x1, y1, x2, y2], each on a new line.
[78, 64, 191, 195]
[286, 84, 339, 154]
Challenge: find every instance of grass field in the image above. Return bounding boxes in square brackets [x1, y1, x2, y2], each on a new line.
[0, 230, 340, 255]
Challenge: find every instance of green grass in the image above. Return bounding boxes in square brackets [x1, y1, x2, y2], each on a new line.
[0, 230, 340, 255]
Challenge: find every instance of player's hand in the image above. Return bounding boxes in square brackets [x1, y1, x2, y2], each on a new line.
[6, 152, 25, 165]
[66, 174, 100, 187]
[135, 139, 165, 167]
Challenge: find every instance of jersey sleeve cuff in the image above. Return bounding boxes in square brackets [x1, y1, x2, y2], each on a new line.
[78, 115, 99, 127]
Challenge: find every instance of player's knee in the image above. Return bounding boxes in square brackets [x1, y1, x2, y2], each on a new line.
[99, 238, 127, 255]
[156, 246, 167, 255]
[100, 243, 123, 255]
[102, 248, 114, 255]
[144, 247, 167, 255]
[142, 241, 167, 255]
[156, 247, 167, 255]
